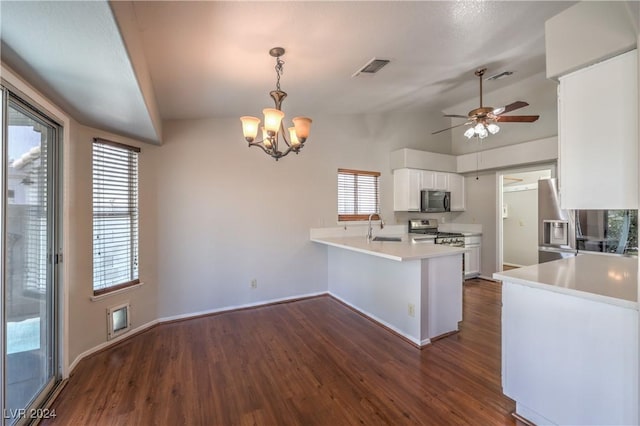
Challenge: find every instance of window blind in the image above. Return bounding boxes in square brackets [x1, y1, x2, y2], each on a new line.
[93, 139, 140, 294]
[337, 168, 380, 221]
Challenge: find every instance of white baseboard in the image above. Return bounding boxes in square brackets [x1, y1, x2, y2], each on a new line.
[67, 291, 328, 375]
[68, 319, 159, 374]
[328, 292, 424, 347]
[503, 262, 526, 268]
[479, 275, 499, 282]
[156, 291, 328, 323]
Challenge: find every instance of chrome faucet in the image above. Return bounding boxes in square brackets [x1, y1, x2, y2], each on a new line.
[367, 213, 384, 242]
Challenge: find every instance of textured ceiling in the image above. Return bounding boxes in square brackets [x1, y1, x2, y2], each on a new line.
[0, 1, 584, 143]
[131, 1, 576, 120]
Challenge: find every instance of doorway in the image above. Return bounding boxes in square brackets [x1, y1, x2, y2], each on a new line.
[2, 87, 62, 425]
[497, 165, 555, 272]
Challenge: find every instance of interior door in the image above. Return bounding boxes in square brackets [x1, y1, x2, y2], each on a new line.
[2, 87, 61, 425]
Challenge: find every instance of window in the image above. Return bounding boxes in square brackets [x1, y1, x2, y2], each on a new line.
[93, 138, 140, 295]
[337, 168, 380, 221]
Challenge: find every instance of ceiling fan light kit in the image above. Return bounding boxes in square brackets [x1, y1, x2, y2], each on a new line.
[240, 47, 312, 161]
[433, 67, 540, 140]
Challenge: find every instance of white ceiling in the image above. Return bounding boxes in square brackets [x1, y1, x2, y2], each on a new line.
[1, 1, 583, 144]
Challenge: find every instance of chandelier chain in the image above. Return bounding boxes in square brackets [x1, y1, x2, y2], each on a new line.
[274, 57, 284, 92]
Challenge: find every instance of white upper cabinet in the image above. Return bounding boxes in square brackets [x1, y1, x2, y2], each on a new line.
[421, 171, 448, 191]
[558, 49, 638, 209]
[393, 168, 422, 211]
[421, 170, 434, 190]
[448, 173, 465, 212]
[394, 168, 465, 212]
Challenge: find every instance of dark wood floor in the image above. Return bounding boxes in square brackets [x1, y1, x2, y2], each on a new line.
[45, 279, 516, 425]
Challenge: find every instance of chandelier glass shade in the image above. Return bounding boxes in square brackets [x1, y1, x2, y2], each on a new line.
[240, 47, 312, 160]
[464, 120, 500, 139]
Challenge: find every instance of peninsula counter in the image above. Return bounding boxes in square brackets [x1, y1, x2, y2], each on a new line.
[312, 235, 467, 347]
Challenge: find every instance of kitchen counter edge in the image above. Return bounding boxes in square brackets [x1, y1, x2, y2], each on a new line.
[493, 254, 638, 310]
[311, 236, 467, 262]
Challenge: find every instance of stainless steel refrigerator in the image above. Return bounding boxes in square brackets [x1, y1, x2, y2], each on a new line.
[538, 178, 577, 263]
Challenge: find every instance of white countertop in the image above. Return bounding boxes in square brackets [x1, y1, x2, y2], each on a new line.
[460, 232, 482, 237]
[311, 235, 467, 262]
[493, 254, 638, 309]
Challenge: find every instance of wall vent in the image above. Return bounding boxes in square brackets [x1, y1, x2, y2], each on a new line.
[352, 58, 391, 77]
[107, 302, 131, 340]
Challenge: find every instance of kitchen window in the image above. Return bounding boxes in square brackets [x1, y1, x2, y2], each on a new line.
[337, 168, 380, 221]
[92, 138, 140, 295]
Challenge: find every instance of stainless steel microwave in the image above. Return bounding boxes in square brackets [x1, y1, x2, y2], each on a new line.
[421, 190, 450, 212]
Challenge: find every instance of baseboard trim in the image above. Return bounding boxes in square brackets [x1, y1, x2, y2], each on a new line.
[328, 292, 424, 349]
[67, 291, 328, 375]
[68, 319, 159, 374]
[157, 291, 328, 323]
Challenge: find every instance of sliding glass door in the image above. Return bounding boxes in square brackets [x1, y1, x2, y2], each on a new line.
[2, 87, 60, 425]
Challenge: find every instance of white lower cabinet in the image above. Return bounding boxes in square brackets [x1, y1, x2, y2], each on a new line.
[502, 280, 638, 425]
[464, 235, 481, 278]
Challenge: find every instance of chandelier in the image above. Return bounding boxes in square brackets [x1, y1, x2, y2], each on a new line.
[240, 47, 312, 160]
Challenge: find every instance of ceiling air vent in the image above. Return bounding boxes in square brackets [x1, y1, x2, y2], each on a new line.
[352, 58, 390, 77]
[486, 70, 514, 81]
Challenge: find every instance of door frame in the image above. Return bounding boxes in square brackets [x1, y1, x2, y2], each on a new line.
[495, 163, 556, 273]
[1, 83, 64, 426]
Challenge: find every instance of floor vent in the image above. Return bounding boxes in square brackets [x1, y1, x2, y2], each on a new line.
[107, 302, 131, 340]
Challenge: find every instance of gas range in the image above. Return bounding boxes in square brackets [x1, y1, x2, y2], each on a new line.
[434, 233, 465, 247]
[408, 219, 465, 247]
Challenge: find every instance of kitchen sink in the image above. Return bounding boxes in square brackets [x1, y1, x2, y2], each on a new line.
[372, 236, 402, 242]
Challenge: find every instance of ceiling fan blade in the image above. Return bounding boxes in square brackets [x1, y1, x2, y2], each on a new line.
[496, 115, 540, 122]
[494, 101, 529, 115]
[443, 114, 469, 119]
[432, 122, 471, 135]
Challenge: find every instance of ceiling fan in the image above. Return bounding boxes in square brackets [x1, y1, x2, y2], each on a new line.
[432, 68, 540, 138]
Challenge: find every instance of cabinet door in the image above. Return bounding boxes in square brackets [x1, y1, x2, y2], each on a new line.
[393, 168, 421, 211]
[421, 170, 434, 190]
[422, 171, 448, 190]
[464, 239, 481, 278]
[434, 172, 449, 191]
[558, 49, 638, 209]
[448, 173, 465, 211]
[469, 245, 481, 275]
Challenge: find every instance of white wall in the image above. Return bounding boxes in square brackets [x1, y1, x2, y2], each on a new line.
[545, 1, 639, 79]
[156, 109, 451, 318]
[503, 189, 538, 267]
[66, 124, 159, 364]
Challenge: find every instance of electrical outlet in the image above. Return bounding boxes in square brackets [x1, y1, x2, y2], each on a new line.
[408, 303, 415, 317]
[250, 279, 257, 289]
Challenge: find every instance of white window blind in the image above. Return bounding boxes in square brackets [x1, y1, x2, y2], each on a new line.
[93, 138, 140, 295]
[337, 168, 380, 221]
